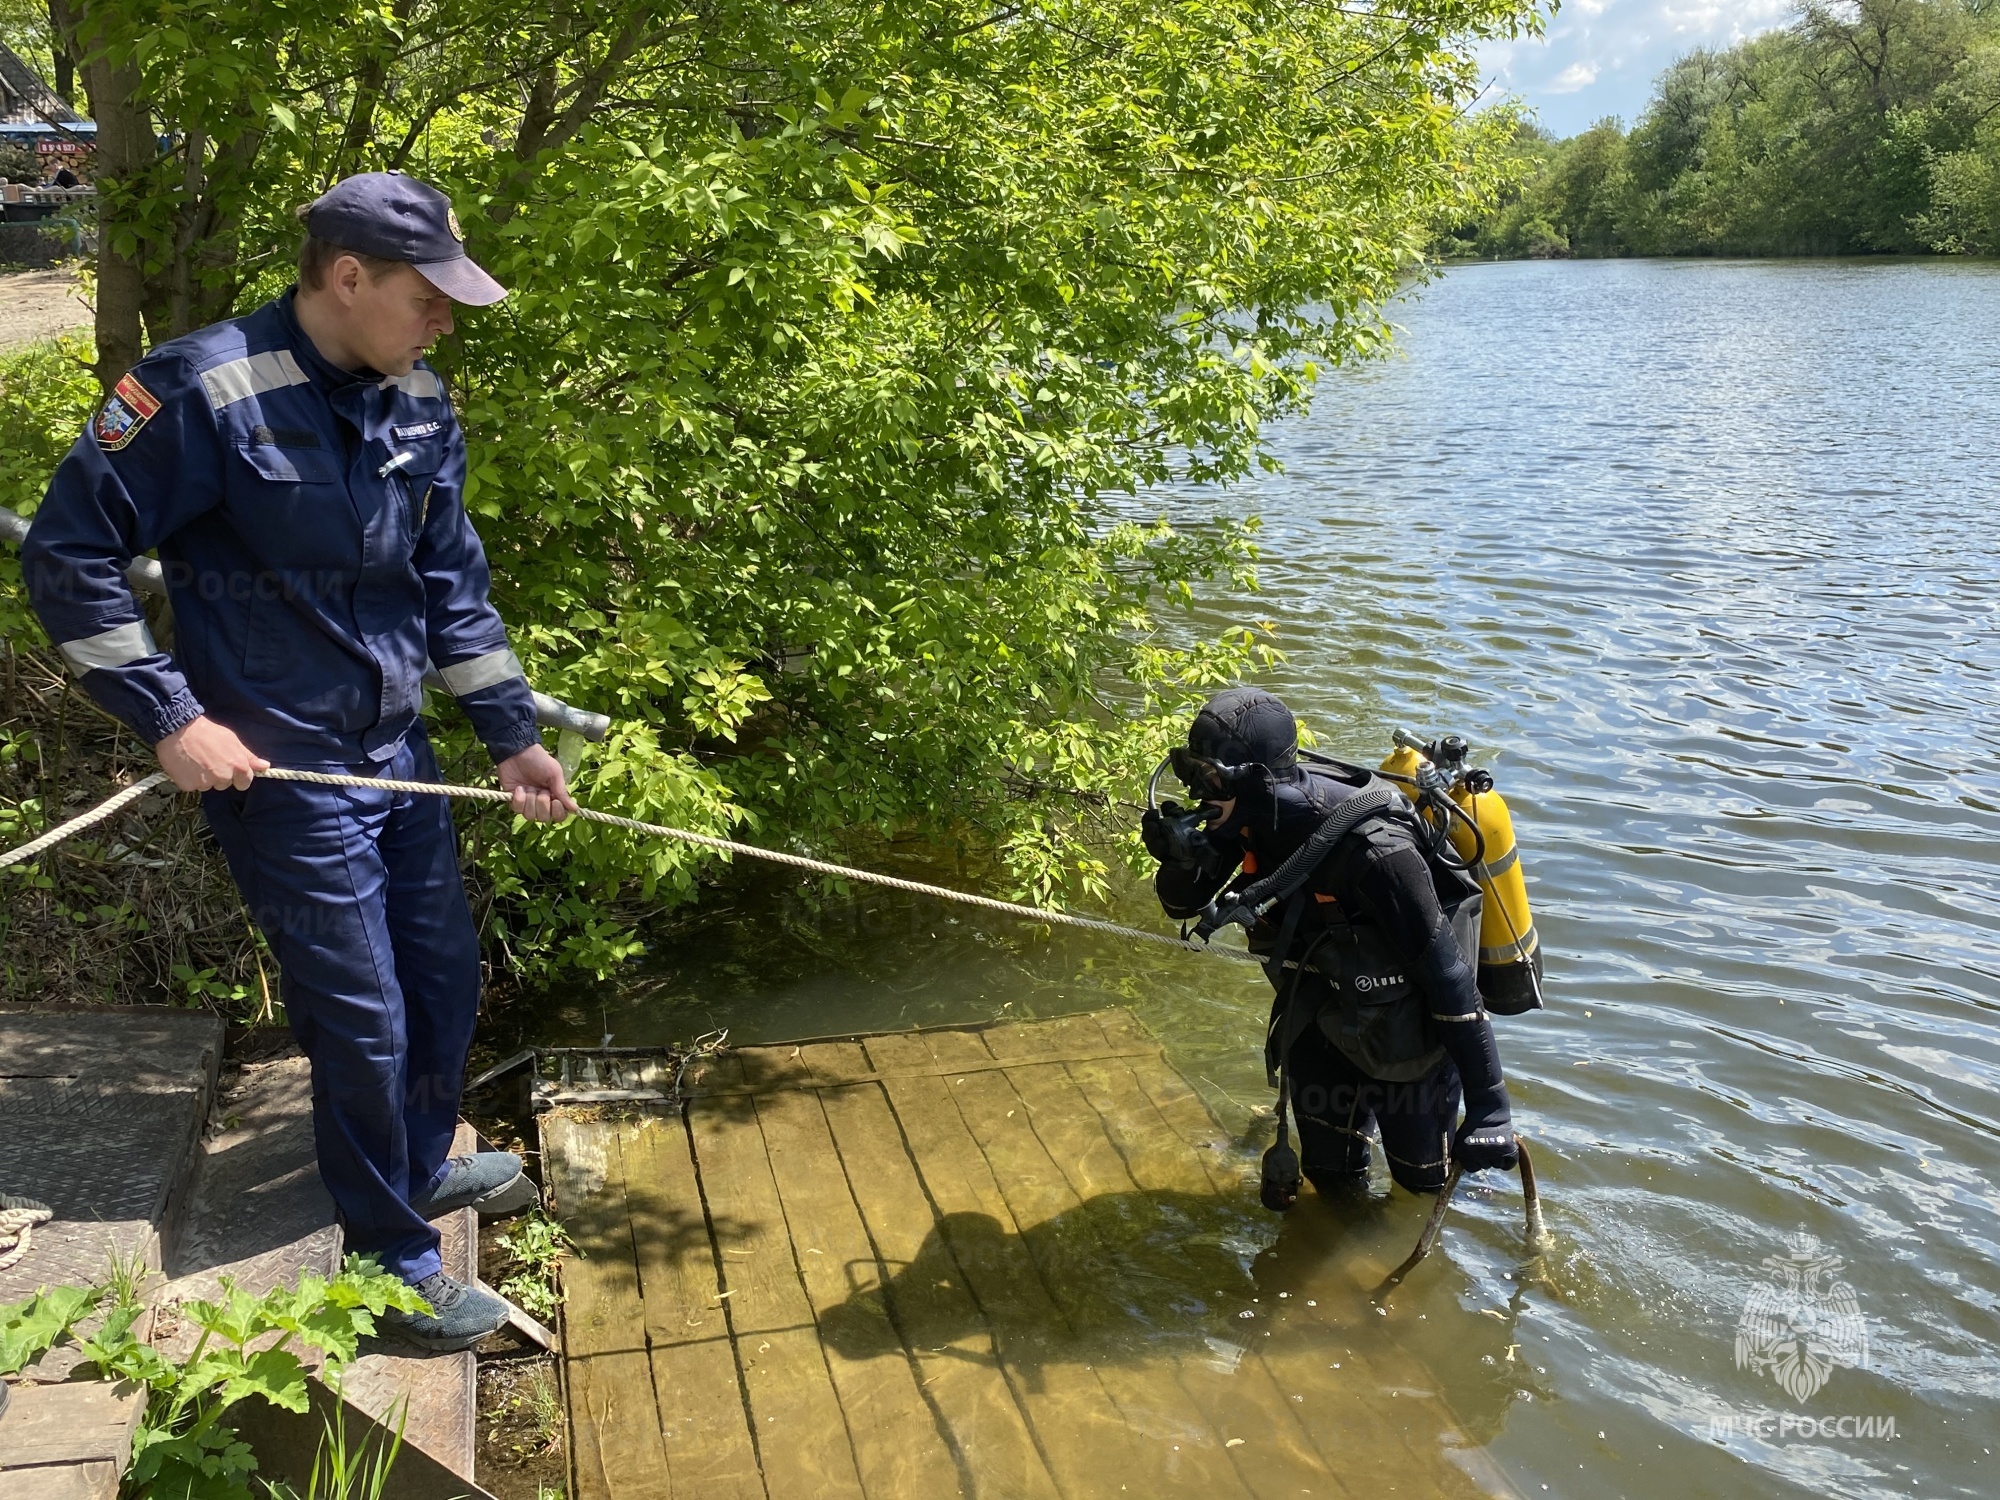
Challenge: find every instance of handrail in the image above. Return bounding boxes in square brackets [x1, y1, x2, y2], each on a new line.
[0, 504, 610, 741]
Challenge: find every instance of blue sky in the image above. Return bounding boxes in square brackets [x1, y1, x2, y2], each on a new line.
[1478, 0, 1793, 137]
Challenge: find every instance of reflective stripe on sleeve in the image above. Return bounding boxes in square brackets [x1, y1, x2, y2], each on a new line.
[58, 620, 159, 675]
[1429, 1010, 1489, 1023]
[199, 350, 309, 410]
[436, 647, 525, 695]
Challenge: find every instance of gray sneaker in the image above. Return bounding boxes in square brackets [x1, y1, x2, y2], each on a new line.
[378, 1272, 510, 1352]
[409, 1152, 540, 1220]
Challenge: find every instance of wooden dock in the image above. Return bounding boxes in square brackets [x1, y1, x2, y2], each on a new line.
[543, 1008, 1516, 1500]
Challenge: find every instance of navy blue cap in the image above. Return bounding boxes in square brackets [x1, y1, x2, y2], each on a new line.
[302, 171, 506, 306]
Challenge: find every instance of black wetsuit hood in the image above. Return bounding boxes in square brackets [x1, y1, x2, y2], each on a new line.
[1188, 687, 1299, 774]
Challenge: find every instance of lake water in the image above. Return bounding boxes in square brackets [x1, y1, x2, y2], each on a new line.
[520, 259, 2000, 1498]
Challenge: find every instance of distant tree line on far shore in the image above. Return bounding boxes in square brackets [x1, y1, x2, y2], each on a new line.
[1447, 0, 2000, 259]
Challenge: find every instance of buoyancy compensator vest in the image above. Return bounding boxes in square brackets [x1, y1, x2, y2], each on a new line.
[1240, 764, 1496, 1080]
[1291, 817, 1484, 1084]
[1176, 754, 1482, 1084]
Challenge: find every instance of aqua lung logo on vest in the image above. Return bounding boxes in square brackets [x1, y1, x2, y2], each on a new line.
[1735, 1228, 1869, 1402]
[1352, 973, 1405, 993]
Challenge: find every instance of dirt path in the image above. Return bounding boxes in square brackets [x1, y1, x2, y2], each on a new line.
[0, 269, 91, 351]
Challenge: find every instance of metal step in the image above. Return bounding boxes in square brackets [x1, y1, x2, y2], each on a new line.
[0, 1006, 222, 1317]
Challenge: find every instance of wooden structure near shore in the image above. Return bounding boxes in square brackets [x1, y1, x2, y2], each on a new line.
[544, 1008, 1516, 1500]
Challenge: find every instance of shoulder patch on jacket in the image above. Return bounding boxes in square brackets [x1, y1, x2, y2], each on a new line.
[382, 368, 444, 399]
[93, 373, 162, 451]
[200, 349, 309, 410]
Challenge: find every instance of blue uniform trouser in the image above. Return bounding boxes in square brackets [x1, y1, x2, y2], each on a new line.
[202, 726, 479, 1283]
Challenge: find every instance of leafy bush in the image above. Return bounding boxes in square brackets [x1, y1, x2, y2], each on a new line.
[0, 142, 41, 184]
[0, 338, 95, 647]
[0, 1257, 426, 1500]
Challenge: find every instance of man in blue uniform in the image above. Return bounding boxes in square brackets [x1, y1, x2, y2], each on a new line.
[23, 172, 576, 1350]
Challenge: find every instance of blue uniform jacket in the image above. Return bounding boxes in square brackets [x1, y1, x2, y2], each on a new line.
[22, 291, 539, 768]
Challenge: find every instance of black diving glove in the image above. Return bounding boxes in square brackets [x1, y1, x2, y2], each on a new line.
[1141, 801, 1208, 868]
[1440, 1002, 1518, 1173]
[1452, 1103, 1519, 1173]
[1441, 1019, 1518, 1173]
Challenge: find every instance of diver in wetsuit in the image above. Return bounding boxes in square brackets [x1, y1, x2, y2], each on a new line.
[1143, 688, 1518, 1206]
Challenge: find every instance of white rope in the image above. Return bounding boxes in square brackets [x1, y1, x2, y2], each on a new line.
[0, 770, 170, 869]
[0, 766, 1262, 965]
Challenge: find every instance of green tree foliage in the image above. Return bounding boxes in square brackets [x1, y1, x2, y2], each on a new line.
[0, 0, 55, 81]
[1460, 0, 2000, 258]
[1441, 117, 1631, 257]
[1, 0, 1537, 982]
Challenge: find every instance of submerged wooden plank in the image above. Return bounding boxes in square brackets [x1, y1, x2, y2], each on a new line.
[865, 1030, 1158, 1499]
[1063, 1016, 1501, 1500]
[754, 1083, 966, 1500]
[542, 1114, 674, 1500]
[548, 1009, 1511, 1500]
[688, 1084, 867, 1500]
[812, 1059, 1062, 1500]
[690, 1048, 1163, 1097]
[919, 1026, 1318, 1500]
[622, 1112, 767, 1500]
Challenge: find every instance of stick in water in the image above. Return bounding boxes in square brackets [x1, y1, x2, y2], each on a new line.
[1374, 1168, 1463, 1296]
[1517, 1135, 1552, 1251]
[1374, 1133, 1551, 1296]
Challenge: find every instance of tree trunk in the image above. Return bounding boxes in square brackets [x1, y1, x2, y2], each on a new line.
[85, 59, 152, 388]
[50, 0, 152, 390]
[41, 1, 77, 108]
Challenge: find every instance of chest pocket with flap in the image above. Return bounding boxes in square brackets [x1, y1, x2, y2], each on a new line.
[234, 439, 343, 486]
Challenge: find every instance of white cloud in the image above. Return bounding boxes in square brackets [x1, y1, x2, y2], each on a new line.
[1549, 61, 1602, 93]
[1477, 0, 1792, 135]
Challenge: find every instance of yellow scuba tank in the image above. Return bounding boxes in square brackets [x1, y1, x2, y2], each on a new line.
[1447, 771, 1542, 1013]
[1379, 733, 1544, 1015]
[1377, 742, 1427, 801]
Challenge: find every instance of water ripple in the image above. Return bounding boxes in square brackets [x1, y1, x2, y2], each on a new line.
[1135, 259, 2000, 1497]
